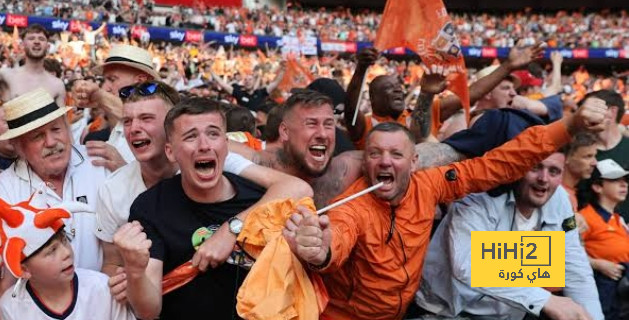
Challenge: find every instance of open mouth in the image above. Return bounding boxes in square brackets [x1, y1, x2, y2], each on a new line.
[377, 172, 395, 185]
[195, 159, 217, 175]
[531, 185, 548, 197]
[131, 139, 151, 149]
[308, 145, 327, 162]
[62, 265, 74, 274]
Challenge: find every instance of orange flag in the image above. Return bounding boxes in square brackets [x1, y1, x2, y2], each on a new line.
[278, 56, 315, 92]
[374, 0, 470, 123]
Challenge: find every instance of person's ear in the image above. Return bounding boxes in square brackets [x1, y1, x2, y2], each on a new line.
[591, 183, 603, 195]
[279, 121, 289, 143]
[164, 141, 176, 163]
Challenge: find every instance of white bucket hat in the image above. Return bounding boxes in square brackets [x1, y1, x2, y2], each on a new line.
[0, 88, 71, 141]
[91, 44, 159, 80]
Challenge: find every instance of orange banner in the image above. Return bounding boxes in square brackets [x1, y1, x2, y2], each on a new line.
[278, 57, 315, 92]
[374, 0, 470, 122]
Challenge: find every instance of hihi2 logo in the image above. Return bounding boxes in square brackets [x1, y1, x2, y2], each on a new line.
[471, 231, 565, 287]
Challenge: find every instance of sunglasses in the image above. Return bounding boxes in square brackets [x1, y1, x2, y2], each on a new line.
[118, 82, 177, 104]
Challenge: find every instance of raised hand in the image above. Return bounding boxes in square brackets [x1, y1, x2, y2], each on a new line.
[565, 97, 608, 134]
[113, 221, 152, 278]
[506, 40, 545, 70]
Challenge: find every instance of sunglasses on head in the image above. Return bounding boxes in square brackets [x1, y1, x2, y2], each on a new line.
[119, 82, 178, 105]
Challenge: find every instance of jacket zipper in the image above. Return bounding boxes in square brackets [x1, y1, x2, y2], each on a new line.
[390, 206, 410, 319]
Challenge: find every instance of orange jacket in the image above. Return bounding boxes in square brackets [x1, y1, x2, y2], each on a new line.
[236, 198, 328, 320]
[227, 131, 264, 151]
[320, 119, 571, 320]
[580, 204, 629, 263]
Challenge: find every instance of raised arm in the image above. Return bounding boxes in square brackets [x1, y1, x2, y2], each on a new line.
[344, 48, 378, 143]
[542, 51, 563, 97]
[265, 61, 287, 94]
[423, 97, 607, 204]
[469, 42, 544, 105]
[208, 61, 234, 95]
[409, 65, 448, 142]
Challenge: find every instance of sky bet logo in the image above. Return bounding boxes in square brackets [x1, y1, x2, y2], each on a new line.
[471, 231, 565, 287]
[52, 20, 69, 31]
[169, 30, 185, 42]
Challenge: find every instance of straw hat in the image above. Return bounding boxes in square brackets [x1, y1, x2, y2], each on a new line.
[91, 44, 159, 80]
[0, 88, 71, 141]
[475, 65, 521, 88]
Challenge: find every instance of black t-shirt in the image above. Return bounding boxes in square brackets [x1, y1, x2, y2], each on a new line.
[232, 84, 269, 112]
[129, 172, 266, 320]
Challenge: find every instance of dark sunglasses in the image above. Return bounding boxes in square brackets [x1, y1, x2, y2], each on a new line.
[118, 82, 177, 104]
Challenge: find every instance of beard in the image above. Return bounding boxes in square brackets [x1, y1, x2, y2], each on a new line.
[280, 144, 330, 179]
[25, 47, 46, 60]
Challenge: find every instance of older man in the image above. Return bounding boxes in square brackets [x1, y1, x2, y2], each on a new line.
[0, 88, 107, 293]
[74, 44, 160, 171]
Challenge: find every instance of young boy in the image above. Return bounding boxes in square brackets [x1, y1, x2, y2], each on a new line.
[0, 189, 135, 320]
[579, 159, 629, 320]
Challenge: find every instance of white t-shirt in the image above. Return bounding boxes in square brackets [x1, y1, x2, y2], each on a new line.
[0, 269, 135, 320]
[514, 208, 540, 231]
[94, 153, 254, 242]
[0, 146, 106, 271]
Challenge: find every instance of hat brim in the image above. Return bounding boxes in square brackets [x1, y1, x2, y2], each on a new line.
[601, 171, 629, 180]
[0, 107, 71, 141]
[92, 61, 160, 81]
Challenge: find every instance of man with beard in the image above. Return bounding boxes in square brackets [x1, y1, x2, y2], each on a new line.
[561, 132, 599, 212]
[415, 153, 603, 320]
[0, 89, 107, 294]
[284, 92, 606, 319]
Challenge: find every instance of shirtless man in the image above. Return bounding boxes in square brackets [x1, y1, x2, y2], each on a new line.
[0, 24, 65, 105]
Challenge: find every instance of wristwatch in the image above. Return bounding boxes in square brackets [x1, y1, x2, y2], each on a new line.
[228, 217, 244, 235]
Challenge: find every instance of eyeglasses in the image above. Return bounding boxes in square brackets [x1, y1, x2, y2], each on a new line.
[118, 82, 178, 105]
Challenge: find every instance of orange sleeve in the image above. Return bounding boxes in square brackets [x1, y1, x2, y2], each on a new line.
[417, 120, 572, 204]
[430, 98, 441, 136]
[320, 201, 363, 273]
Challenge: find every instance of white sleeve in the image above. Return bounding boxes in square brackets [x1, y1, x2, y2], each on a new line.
[94, 183, 121, 243]
[224, 152, 253, 175]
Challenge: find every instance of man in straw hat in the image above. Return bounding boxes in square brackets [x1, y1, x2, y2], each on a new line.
[0, 88, 108, 295]
[283, 95, 607, 320]
[73, 44, 160, 172]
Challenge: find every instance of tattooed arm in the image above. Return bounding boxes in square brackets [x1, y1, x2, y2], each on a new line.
[409, 67, 448, 142]
[414, 142, 466, 170]
[410, 91, 436, 142]
[312, 151, 364, 208]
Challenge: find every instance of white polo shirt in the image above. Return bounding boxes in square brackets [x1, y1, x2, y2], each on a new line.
[95, 152, 254, 243]
[0, 145, 108, 271]
[0, 268, 136, 320]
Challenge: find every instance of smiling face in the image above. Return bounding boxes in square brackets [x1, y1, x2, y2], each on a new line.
[515, 153, 565, 212]
[364, 129, 418, 206]
[122, 98, 170, 163]
[165, 112, 228, 198]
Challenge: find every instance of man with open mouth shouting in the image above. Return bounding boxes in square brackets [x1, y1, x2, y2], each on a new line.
[112, 97, 312, 320]
[282, 96, 608, 320]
